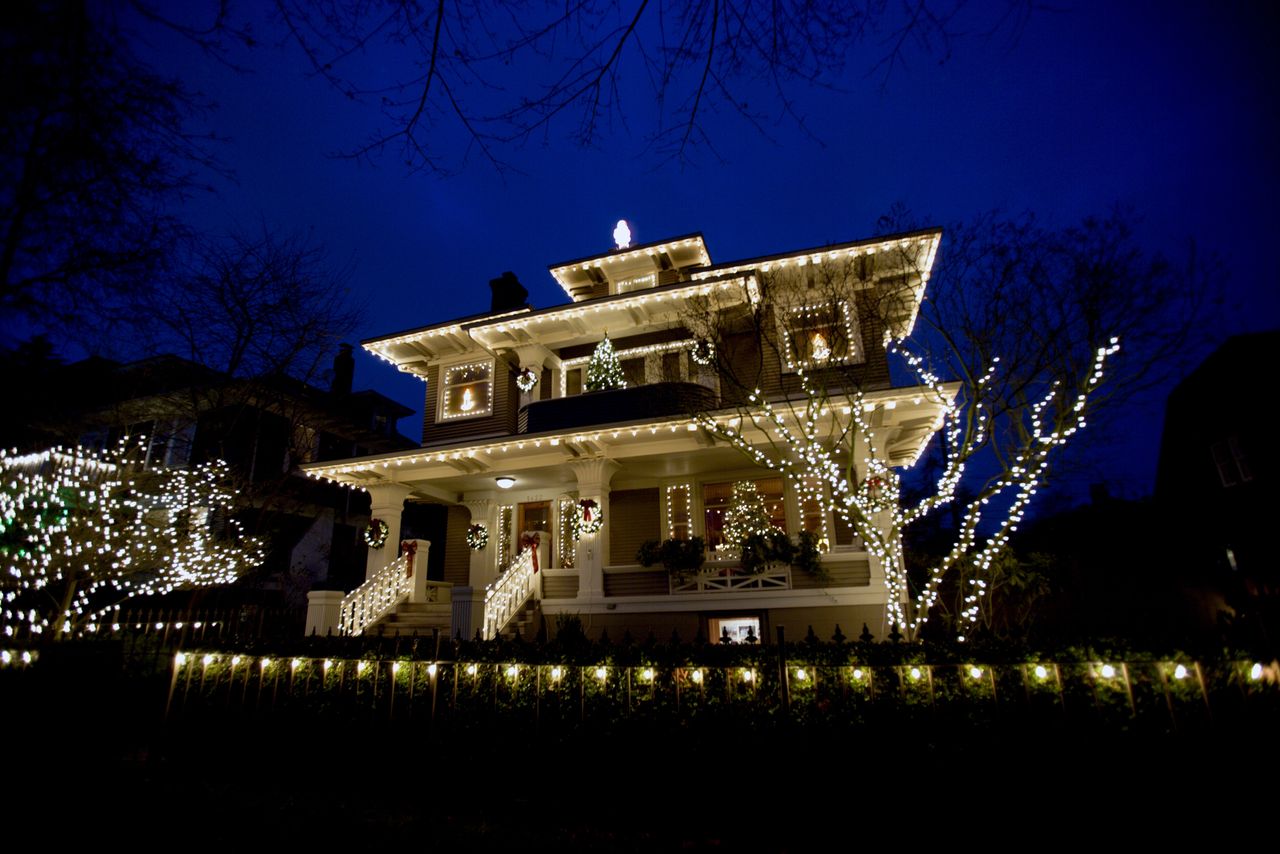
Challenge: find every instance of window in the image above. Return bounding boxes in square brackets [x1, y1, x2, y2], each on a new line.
[779, 300, 863, 370]
[440, 360, 494, 420]
[702, 477, 786, 552]
[709, 616, 761, 644]
[616, 273, 656, 294]
[1212, 437, 1253, 487]
[661, 352, 683, 382]
[621, 357, 647, 387]
[667, 484, 691, 540]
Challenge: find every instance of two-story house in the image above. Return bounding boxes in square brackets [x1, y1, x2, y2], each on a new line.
[304, 226, 952, 642]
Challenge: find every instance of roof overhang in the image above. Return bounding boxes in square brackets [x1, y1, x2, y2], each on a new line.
[690, 228, 941, 340]
[549, 234, 711, 301]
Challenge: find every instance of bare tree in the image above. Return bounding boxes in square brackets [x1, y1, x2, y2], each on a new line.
[142, 1, 1033, 174]
[0, 1, 218, 341]
[685, 209, 1213, 639]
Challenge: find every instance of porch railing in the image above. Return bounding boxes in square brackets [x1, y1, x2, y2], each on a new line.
[339, 553, 411, 637]
[483, 547, 536, 640]
[669, 563, 791, 594]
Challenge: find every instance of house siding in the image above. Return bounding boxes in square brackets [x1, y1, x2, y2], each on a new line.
[443, 504, 471, 586]
[609, 487, 660, 565]
[422, 357, 520, 445]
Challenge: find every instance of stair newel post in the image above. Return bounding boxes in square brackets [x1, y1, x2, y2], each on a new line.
[404, 539, 431, 604]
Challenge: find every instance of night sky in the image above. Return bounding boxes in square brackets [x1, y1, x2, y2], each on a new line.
[127, 1, 1280, 499]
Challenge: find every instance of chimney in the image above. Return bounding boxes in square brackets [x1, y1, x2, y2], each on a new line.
[489, 271, 529, 314]
[332, 344, 354, 397]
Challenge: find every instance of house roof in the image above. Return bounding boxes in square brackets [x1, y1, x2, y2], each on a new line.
[362, 226, 942, 375]
[548, 232, 711, 300]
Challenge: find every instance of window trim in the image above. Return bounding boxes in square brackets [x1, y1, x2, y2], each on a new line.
[438, 358, 496, 421]
[777, 299, 864, 372]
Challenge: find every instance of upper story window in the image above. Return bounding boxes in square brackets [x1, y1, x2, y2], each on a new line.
[779, 300, 863, 371]
[440, 360, 494, 420]
[560, 339, 696, 397]
[1212, 436, 1252, 487]
[616, 273, 656, 294]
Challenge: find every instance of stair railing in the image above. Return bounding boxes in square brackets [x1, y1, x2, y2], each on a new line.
[338, 551, 412, 636]
[482, 547, 536, 640]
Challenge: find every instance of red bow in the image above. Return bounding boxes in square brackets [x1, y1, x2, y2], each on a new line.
[520, 532, 541, 572]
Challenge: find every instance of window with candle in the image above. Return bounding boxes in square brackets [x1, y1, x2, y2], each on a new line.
[440, 360, 494, 420]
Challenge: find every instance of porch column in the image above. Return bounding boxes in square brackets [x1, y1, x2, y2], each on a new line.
[859, 408, 899, 636]
[513, 343, 560, 407]
[569, 457, 621, 602]
[461, 499, 498, 589]
[365, 482, 414, 581]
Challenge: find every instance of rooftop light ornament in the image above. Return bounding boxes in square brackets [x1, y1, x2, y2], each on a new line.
[613, 219, 632, 250]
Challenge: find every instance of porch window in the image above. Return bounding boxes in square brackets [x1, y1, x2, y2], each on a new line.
[799, 475, 829, 547]
[440, 360, 494, 420]
[703, 477, 786, 552]
[666, 483, 691, 540]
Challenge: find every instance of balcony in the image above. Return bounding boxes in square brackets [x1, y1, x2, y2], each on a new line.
[520, 381, 718, 434]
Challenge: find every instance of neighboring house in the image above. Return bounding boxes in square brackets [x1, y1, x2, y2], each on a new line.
[304, 226, 951, 642]
[1155, 330, 1277, 640]
[61, 346, 417, 599]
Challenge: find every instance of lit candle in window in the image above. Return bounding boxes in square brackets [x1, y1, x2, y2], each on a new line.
[460, 387, 475, 411]
[811, 332, 831, 361]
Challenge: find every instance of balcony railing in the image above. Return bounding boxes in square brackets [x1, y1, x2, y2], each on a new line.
[520, 381, 717, 434]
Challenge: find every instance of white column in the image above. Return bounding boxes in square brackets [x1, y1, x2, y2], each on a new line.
[569, 457, 620, 603]
[365, 482, 414, 581]
[461, 499, 498, 589]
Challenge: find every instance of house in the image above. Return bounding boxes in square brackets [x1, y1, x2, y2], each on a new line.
[303, 224, 952, 642]
[50, 346, 417, 599]
[1155, 330, 1278, 642]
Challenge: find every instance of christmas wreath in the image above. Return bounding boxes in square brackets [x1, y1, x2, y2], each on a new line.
[690, 338, 716, 366]
[466, 523, 489, 551]
[364, 518, 390, 549]
[516, 367, 539, 393]
[573, 498, 603, 538]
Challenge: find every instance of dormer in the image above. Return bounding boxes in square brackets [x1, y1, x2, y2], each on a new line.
[548, 233, 712, 301]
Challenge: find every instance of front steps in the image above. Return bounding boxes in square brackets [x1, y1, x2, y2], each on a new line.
[499, 599, 542, 641]
[369, 601, 451, 637]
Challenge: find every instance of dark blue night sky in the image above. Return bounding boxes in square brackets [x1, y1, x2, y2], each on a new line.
[132, 1, 1280, 499]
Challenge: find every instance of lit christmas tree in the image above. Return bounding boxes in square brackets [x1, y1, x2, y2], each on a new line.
[1, 444, 264, 636]
[586, 333, 626, 391]
[722, 481, 775, 549]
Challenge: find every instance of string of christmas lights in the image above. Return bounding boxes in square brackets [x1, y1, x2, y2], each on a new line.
[1, 442, 264, 637]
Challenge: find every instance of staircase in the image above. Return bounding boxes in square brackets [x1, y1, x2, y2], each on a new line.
[499, 599, 542, 641]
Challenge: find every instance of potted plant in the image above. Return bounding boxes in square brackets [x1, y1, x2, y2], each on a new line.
[636, 537, 706, 582]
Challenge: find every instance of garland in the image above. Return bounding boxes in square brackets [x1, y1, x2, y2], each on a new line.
[466, 523, 489, 551]
[364, 518, 389, 549]
[516, 367, 539, 393]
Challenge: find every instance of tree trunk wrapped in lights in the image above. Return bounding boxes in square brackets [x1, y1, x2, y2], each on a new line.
[0, 444, 264, 636]
[684, 211, 1210, 639]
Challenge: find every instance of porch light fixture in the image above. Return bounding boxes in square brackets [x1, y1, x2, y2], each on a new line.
[495, 476, 516, 489]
